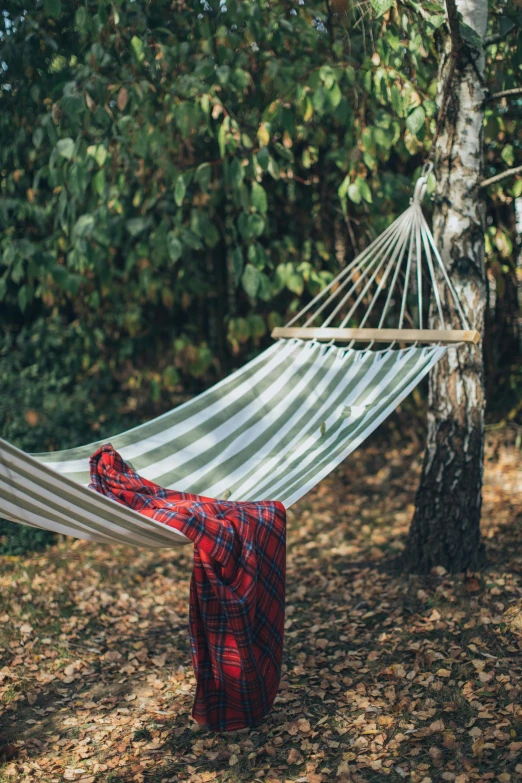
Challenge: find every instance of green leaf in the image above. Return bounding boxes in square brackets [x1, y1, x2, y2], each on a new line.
[268, 311, 283, 331]
[182, 229, 202, 250]
[248, 314, 266, 339]
[131, 36, 145, 62]
[218, 121, 228, 158]
[406, 105, 426, 136]
[459, 22, 483, 52]
[423, 100, 438, 118]
[501, 145, 515, 167]
[267, 156, 280, 180]
[345, 66, 356, 85]
[248, 244, 260, 269]
[93, 170, 105, 195]
[391, 86, 402, 116]
[256, 147, 270, 171]
[33, 128, 44, 149]
[75, 6, 88, 31]
[428, 14, 446, 29]
[249, 214, 265, 238]
[69, 163, 88, 198]
[319, 66, 336, 90]
[204, 222, 220, 248]
[251, 182, 268, 214]
[348, 183, 362, 204]
[44, 0, 62, 18]
[229, 158, 244, 189]
[56, 138, 75, 160]
[126, 217, 149, 237]
[325, 83, 342, 110]
[357, 178, 373, 204]
[87, 144, 107, 167]
[17, 285, 28, 313]
[371, 0, 394, 17]
[167, 233, 183, 263]
[232, 247, 244, 286]
[229, 317, 250, 343]
[242, 264, 260, 298]
[338, 175, 350, 200]
[239, 213, 265, 241]
[174, 175, 186, 207]
[96, 146, 107, 167]
[72, 214, 95, 241]
[512, 179, 522, 198]
[286, 271, 304, 295]
[195, 163, 212, 192]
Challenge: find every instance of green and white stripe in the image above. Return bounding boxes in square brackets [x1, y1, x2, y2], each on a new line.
[0, 339, 445, 548]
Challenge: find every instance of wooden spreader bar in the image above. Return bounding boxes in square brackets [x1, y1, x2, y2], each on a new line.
[272, 327, 481, 345]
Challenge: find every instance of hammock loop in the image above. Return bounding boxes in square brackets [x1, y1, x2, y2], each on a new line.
[421, 161, 434, 180]
[412, 176, 429, 204]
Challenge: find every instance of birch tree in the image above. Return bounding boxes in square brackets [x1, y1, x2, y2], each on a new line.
[404, 0, 489, 573]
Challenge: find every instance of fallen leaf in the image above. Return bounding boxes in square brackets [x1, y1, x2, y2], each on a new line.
[288, 748, 304, 765]
[297, 718, 311, 733]
[465, 577, 481, 593]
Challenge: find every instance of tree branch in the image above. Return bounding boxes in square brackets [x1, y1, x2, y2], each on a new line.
[485, 23, 516, 47]
[479, 165, 522, 190]
[325, 0, 335, 48]
[445, 0, 462, 50]
[486, 87, 522, 102]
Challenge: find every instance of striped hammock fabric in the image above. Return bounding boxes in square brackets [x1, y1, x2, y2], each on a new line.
[0, 339, 446, 548]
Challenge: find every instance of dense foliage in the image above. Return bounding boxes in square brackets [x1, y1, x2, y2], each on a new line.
[0, 0, 521, 548]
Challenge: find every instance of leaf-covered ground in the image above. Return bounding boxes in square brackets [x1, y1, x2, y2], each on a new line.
[1, 427, 521, 783]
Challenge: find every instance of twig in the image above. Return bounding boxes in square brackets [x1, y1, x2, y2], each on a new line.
[479, 165, 522, 189]
[344, 214, 360, 256]
[486, 87, 522, 102]
[485, 397, 522, 430]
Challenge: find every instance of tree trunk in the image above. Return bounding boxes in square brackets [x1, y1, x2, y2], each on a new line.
[403, 0, 488, 573]
[515, 197, 522, 352]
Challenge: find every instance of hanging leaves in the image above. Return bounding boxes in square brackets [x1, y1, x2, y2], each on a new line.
[406, 106, 426, 136]
[370, 0, 394, 17]
[0, 0, 519, 427]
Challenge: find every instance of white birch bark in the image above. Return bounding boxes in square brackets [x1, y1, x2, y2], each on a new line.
[404, 0, 488, 572]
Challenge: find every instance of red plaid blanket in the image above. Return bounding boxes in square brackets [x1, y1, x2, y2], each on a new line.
[89, 444, 286, 732]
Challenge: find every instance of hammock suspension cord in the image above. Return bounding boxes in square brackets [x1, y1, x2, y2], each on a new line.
[281, 170, 471, 342]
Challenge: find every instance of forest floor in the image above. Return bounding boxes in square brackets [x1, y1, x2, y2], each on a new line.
[0, 423, 521, 783]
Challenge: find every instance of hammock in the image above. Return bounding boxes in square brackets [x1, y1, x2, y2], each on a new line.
[0, 172, 478, 548]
